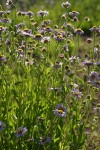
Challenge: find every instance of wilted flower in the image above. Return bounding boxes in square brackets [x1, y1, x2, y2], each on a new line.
[72, 89, 82, 98]
[15, 126, 27, 137]
[61, 1, 71, 8]
[54, 104, 67, 117]
[39, 136, 51, 145]
[37, 10, 49, 17]
[69, 11, 79, 18]
[0, 121, 5, 132]
[89, 71, 99, 82]
[74, 28, 84, 35]
[41, 36, 50, 43]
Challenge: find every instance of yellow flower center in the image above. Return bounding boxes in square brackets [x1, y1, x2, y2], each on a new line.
[35, 34, 42, 37]
[58, 107, 64, 114]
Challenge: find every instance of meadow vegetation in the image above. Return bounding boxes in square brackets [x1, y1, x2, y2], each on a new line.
[0, 0, 100, 150]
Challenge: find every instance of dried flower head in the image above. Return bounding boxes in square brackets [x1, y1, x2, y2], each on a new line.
[84, 17, 90, 21]
[86, 38, 92, 44]
[73, 16, 79, 22]
[61, 13, 66, 19]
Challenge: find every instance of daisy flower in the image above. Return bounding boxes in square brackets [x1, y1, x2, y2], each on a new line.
[54, 104, 67, 117]
[89, 71, 99, 82]
[61, 1, 71, 8]
[39, 136, 51, 145]
[37, 10, 49, 17]
[15, 126, 27, 137]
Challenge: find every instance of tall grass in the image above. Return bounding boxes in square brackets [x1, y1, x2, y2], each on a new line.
[0, 1, 100, 150]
